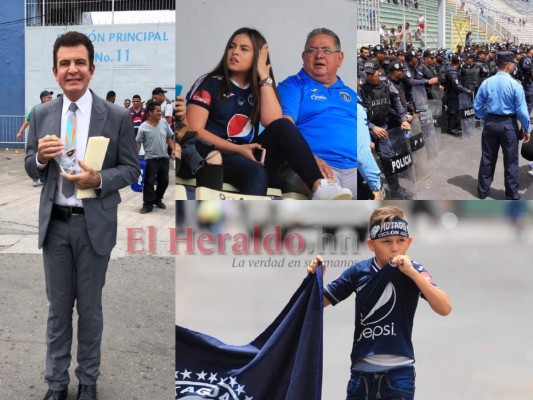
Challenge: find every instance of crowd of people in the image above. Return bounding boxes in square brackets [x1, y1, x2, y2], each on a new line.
[18, 85, 181, 211]
[380, 21, 422, 50]
[357, 40, 533, 199]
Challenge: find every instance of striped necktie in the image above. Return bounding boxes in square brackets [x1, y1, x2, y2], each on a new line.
[61, 102, 78, 198]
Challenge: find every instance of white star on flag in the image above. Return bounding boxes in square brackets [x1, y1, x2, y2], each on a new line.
[196, 371, 207, 381]
[236, 385, 245, 395]
[180, 369, 191, 379]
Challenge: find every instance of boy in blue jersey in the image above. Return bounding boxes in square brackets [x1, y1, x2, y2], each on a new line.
[308, 206, 451, 400]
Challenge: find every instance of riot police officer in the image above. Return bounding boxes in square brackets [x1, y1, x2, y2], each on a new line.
[419, 50, 444, 99]
[388, 61, 414, 127]
[372, 44, 390, 84]
[474, 51, 532, 199]
[444, 55, 473, 135]
[486, 49, 498, 76]
[435, 49, 450, 85]
[477, 50, 490, 85]
[358, 46, 370, 72]
[518, 47, 533, 113]
[359, 60, 413, 199]
[403, 50, 440, 108]
[460, 53, 485, 96]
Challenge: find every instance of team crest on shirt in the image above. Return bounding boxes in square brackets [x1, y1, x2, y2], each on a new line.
[237, 97, 245, 106]
[227, 114, 254, 143]
[339, 91, 352, 102]
[175, 369, 253, 399]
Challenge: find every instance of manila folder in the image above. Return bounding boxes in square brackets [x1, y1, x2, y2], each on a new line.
[77, 136, 110, 199]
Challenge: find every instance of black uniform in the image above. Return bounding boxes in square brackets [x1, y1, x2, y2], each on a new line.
[460, 62, 484, 95]
[419, 61, 440, 99]
[487, 57, 498, 76]
[518, 55, 533, 113]
[444, 66, 472, 134]
[388, 76, 413, 126]
[360, 81, 412, 199]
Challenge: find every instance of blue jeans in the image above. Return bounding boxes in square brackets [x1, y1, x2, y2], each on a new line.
[346, 366, 416, 400]
[222, 153, 269, 195]
[222, 118, 323, 195]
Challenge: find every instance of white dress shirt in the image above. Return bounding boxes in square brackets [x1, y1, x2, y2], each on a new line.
[36, 90, 93, 207]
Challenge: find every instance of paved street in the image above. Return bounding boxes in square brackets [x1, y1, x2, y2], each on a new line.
[0, 149, 175, 399]
[399, 125, 533, 200]
[176, 210, 533, 400]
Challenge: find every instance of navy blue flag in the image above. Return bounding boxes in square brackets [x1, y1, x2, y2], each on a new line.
[175, 266, 324, 400]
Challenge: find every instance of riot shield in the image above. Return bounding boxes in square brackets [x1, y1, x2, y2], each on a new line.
[412, 85, 440, 159]
[409, 115, 431, 181]
[428, 99, 443, 128]
[441, 102, 448, 133]
[380, 127, 416, 199]
[430, 85, 445, 101]
[459, 92, 476, 139]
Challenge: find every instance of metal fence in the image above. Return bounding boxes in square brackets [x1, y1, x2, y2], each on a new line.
[26, 0, 175, 26]
[0, 116, 26, 148]
[358, 0, 381, 31]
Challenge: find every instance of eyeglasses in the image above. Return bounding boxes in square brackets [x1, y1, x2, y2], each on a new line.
[304, 47, 341, 56]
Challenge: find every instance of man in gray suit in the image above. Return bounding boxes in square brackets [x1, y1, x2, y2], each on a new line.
[24, 31, 139, 400]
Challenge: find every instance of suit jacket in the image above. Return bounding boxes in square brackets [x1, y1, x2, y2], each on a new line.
[25, 91, 140, 256]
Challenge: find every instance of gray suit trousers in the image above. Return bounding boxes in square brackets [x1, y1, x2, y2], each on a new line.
[43, 214, 110, 390]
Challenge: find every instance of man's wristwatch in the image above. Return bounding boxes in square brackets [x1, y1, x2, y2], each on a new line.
[259, 76, 273, 87]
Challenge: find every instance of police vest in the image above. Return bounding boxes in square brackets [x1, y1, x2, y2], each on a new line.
[487, 60, 498, 76]
[420, 63, 437, 79]
[479, 61, 490, 82]
[388, 78, 409, 111]
[361, 82, 391, 127]
[462, 64, 481, 91]
[435, 61, 449, 83]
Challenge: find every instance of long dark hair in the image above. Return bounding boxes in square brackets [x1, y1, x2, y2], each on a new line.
[194, 27, 279, 126]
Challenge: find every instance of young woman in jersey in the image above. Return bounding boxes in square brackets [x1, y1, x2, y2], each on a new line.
[183, 27, 351, 199]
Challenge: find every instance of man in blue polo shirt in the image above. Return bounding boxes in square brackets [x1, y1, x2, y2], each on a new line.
[474, 51, 531, 200]
[278, 28, 357, 198]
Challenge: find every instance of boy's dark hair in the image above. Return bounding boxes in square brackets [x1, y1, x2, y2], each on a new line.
[132, 94, 141, 100]
[145, 99, 160, 114]
[53, 31, 94, 69]
[369, 206, 405, 227]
